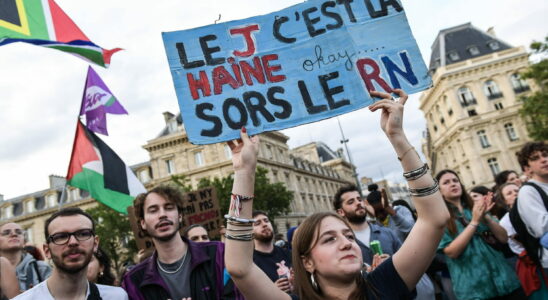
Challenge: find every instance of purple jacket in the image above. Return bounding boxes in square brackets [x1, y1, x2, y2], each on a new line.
[122, 238, 238, 300]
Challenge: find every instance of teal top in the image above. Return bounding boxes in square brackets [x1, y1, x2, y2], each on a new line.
[437, 208, 520, 300]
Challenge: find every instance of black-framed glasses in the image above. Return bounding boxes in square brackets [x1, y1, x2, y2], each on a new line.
[1, 229, 24, 236]
[47, 229, 95, 245]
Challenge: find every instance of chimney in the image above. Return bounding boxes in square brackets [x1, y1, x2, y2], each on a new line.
[163, 112, 175, 124]
[487, 27, 496, 37]
[49, 175, 66, 189]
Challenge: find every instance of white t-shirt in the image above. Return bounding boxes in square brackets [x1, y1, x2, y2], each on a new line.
[500, 212, 525, 255]
[517, 180, 548, 268]
[11, 280, 128, 300]
[354, 225, 372, 247]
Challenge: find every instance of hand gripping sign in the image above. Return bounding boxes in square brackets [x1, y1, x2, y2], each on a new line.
[162, 0, 431, 144]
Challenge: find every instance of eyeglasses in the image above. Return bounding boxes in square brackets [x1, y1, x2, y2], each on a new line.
[1, 229, 24, 236]
[47, 229, 95, 245]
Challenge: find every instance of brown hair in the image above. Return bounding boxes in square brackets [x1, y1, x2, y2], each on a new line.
[292, 212, 372, 300]
[516, 141, 548, 170]
[435, 170, 474, 236]
[133, 185, 185, 237]
[495, 182, 520, 208]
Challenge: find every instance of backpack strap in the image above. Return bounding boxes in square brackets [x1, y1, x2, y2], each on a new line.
[524, 181, 548, 209]
[510, 181, 548, 267]
[30, 261, 42, 282]
[87, 282, 103, 300]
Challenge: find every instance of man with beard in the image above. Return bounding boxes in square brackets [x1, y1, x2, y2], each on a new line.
[333, 185, 401, 265]
[251, 210, 292, 293]
[0, 222, 51, 291]
[121, 186, 238, 300]
[12, 207, 128, 299]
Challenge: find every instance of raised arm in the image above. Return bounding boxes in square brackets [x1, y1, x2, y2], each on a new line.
[224, 129, 291, 300]
[0, 256, 20, 298]
[369, 90, 450, 290]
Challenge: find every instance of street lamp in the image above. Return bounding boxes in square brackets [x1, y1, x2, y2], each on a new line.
[337, 118, 363, 196]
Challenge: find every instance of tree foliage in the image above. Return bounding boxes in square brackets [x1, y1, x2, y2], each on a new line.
[196, 166, 293, 221]
[170, 174, 194, 192]
[85, 203, 138, 278]
[519, 36, 548, 141]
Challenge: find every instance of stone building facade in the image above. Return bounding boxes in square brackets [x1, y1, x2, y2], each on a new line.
[420, 23, 535, 188]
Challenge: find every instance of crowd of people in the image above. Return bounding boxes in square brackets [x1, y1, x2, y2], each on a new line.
[0, 90, 547, 299]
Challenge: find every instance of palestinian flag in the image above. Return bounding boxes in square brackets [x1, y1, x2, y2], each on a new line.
[66, 120, 146, 214]
[0, 0, 121, 67]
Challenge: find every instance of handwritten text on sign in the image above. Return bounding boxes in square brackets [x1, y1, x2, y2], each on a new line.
[163, 0, 431, 144]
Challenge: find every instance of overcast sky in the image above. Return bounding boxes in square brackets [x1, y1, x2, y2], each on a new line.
[0, 0, 546, 199]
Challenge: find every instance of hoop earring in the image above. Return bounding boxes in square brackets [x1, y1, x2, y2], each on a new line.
[310, 272, 319, 291]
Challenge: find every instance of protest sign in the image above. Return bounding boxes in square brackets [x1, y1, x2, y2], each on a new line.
[163, 0, 431, 144]
[128, 186, 222, 250]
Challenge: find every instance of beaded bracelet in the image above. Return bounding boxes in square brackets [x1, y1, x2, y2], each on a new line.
[403, 163, 429, 181]
[409, 180, 439, 197]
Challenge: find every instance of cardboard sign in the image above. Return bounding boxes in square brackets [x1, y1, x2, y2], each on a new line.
[128, 186, 222, 250]
[162, 0, 431, 144]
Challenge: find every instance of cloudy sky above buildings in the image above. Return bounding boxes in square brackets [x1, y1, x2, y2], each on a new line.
[0, 0, 546, 199]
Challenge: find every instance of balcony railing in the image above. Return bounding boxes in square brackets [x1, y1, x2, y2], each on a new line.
[487, 92, 503, 100]
[514, 86, 531, 94]
[461, 98, 477, 107]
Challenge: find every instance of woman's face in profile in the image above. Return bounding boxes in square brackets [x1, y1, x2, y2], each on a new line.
[304, 216, 362, 282]
[501, 184, 519, 208]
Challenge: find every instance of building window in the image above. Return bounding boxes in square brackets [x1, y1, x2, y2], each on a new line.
[194, 151, 204, 167]
[477, 130, 490, 148]
[224, 144, 232, 159]
[457, 87, 476, 107]
[468, 109, 477, 117]
[468, 46, 480, 56]
[510, 73, 530, 93]
[448, 109, 453, 116]
[448, 51, 460, 61]
[35, 196, 45, 210]
[165, 159, 175, 174]
[484, 80, 502, 100]
[433, 125, 438, 132]
[440, 118, 445, 124]
[265, 144, 273, 160]
[139, 169, 150, 183]
[504, 123, 519, 141]
[487, 158, 501, 176]
[494, 103, 504, 110]
[487, 41, 500, 50]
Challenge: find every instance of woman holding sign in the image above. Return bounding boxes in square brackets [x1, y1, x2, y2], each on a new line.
[224, 89, 450, 299]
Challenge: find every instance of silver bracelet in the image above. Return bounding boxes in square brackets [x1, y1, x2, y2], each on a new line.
[409, 180, 439, 197]
[225, 232, 254, 241]
[224, 214, 256, 224]
[403, 163, 429, 181]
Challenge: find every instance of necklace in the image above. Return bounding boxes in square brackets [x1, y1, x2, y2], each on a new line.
[157, 251, 187, 274]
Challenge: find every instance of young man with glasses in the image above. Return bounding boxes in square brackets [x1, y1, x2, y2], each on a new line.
[0, 222, 51, 291]
[12, 207, 128, 300]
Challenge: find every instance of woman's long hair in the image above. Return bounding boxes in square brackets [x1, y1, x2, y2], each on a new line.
[435, 170, 474, 236]
[292, 212, 371, 300]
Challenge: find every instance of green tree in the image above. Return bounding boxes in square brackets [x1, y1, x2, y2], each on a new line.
[85, 203, 138, 278]
[170, 174, 194, 192]
[196, 166, 293, 221]
[519, 36, 548, 141]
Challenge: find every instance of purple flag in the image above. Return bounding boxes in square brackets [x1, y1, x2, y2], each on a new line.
[79, 66, 128, 135]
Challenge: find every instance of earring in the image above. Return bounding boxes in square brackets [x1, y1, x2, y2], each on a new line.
[99, 271, 104, 277]
[310, 272, 319, 291]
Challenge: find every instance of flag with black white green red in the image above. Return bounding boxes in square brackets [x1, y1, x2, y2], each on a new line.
[0, 0, 121, 67]
[66, 120, 146, 214]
